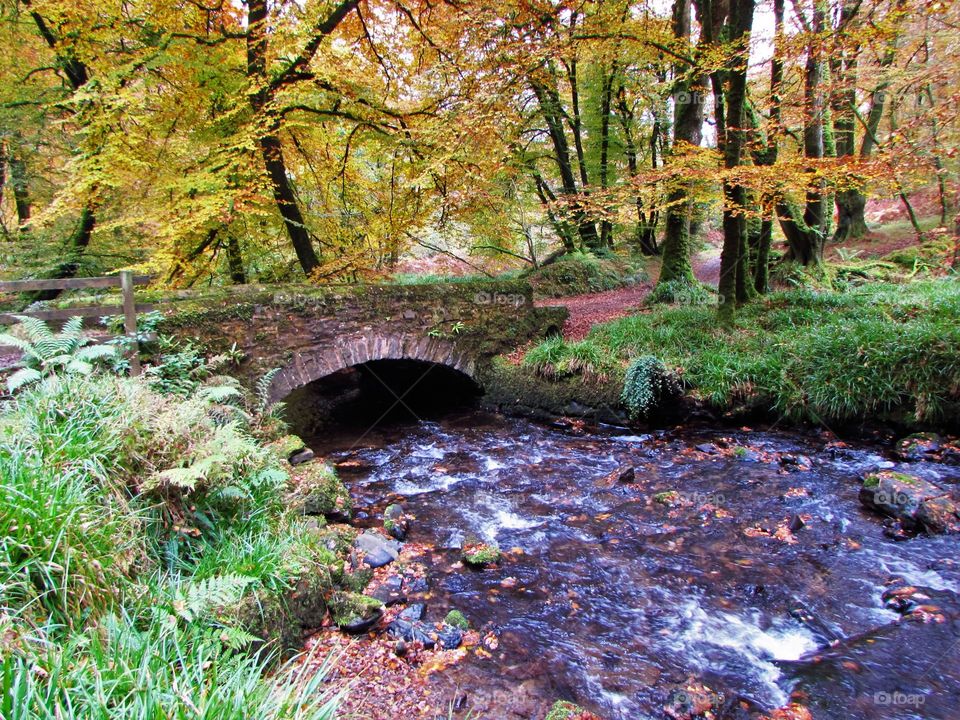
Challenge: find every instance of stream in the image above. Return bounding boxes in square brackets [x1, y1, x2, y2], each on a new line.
[306, 411, 960, 719]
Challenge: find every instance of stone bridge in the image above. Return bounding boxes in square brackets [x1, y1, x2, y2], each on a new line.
[157, 279, 567, 403]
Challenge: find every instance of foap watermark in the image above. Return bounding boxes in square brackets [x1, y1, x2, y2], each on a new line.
[473, 290, 525, 308]
[867, 489, 914, 507]
[655, 489, 727, 506]
[873, 691, 926, 707]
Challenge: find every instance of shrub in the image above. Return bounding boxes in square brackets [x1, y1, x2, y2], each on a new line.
[621, 356, 680, 420]
[526, 252, 646, 298]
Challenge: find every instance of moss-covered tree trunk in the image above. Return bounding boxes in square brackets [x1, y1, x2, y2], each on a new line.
[658, 0, 706, 287]
[713, 0, 755, 324]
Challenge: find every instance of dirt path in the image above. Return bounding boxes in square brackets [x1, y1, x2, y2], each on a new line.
[537, 248, 721, 341]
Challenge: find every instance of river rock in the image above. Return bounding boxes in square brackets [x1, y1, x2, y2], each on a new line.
[384, 503, 410, 541]
[895, 432, 942, 461]
[437, 624, 464, 650]
[289, 447, 316, 466]
[399, 603, 426, 622]
[355, 531, 402, 568]
[859, 470, 960, 534]
[368, 575, 406, 605]
[695, 443, 719, 455]
[780, 454, 813, 470]
[386, 618, 436, 648]
[595, 464, 635, 488]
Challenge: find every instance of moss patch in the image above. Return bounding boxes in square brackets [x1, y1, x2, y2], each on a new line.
[289, 462, 352, 517]
[443, 610, 469, 630]
[462, 542, 502, 567]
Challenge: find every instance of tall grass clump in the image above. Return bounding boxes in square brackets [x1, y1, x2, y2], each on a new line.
[523, 337, 617, 382]
[0, 319, 344, 719]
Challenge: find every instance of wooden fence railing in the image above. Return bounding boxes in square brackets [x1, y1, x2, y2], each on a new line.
[0, 271, 152, 376]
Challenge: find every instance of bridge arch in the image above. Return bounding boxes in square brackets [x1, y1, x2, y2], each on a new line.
[267, 332, 478, 403]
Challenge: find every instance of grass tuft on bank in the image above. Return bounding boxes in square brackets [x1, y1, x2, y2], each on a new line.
[524, 279, 960, 425]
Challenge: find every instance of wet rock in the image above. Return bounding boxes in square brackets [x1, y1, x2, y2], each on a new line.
[355, 530, 401, 568]
[327, 591, 384, 634]
[789, 514, 806, 533]
[915, 495, 960, 534]
[288, 447, 315, 466]
[383, 503, 410, 541]
[386, 618, 435, 648]
[859, 470, 959, 534]
[399, 603, 426, 622]
[595, 464, 635, 488]
[368, 575, 406, 605]
[437, 624, 463, 649]
[781, 454, 813, 470]
[895, 432, 942, 461]
[664, 679, 722, 720]
[440, 529, 465, 550]
[695, 443, 719, 455]
[736, 448, 761, 462]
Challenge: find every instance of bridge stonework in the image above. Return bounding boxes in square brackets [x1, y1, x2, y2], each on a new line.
[157, 280, 566, 401]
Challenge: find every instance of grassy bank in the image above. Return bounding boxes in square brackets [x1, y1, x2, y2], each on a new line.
[0, 331, 358, 718]
[521, 279, 960, 426]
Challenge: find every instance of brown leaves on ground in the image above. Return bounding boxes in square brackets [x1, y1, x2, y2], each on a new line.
[300, 629, 469, 719]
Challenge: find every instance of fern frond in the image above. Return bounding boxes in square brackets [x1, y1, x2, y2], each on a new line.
[64, 358, 94, 376]
[198, 385, 243, 404]
[6, 367, 41, 393]
[13, 316, 53, 344]
[75, 344, 117, 362]
[61, 315, 84, 339]
[172, 574, 254, 622]
[255, 369, 281, 413]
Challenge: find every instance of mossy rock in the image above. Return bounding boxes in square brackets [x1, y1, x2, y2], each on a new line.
[327, 591, 384, 632]
[443, 609, 469, 630]
[290, 462, 352, 518]
[313, 524, 359, 557]
[268, 434, 306, 461]
[859, 470, 959, 534]
[219, 588, 300, 655]
[462, 542, 501, 567]
[654, 490, 681, 506]
[545, 700, 599, 720]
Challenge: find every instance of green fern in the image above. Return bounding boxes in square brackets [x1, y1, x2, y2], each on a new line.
[172, 573, 254, 622]
[255, 369, 281, 414]
[0, 315, 116, 392]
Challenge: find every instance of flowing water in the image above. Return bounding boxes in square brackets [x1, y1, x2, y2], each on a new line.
[306, 411, 960, 719]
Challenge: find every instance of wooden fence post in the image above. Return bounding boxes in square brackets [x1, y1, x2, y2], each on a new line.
[120, 270, 141, 376]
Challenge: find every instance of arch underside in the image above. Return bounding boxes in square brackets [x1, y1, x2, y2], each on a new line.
[268, 333, 478, 402]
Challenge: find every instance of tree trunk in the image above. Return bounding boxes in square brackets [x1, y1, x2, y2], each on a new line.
[8, 154, 31, 230]
[615, 84, 658, 255]
[530, 76, 600, 250]
[598, 65, 615, 249]
[714, 0, 755, 324]
[658, 0, 705, 287]
[226, 234, 246, 284]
